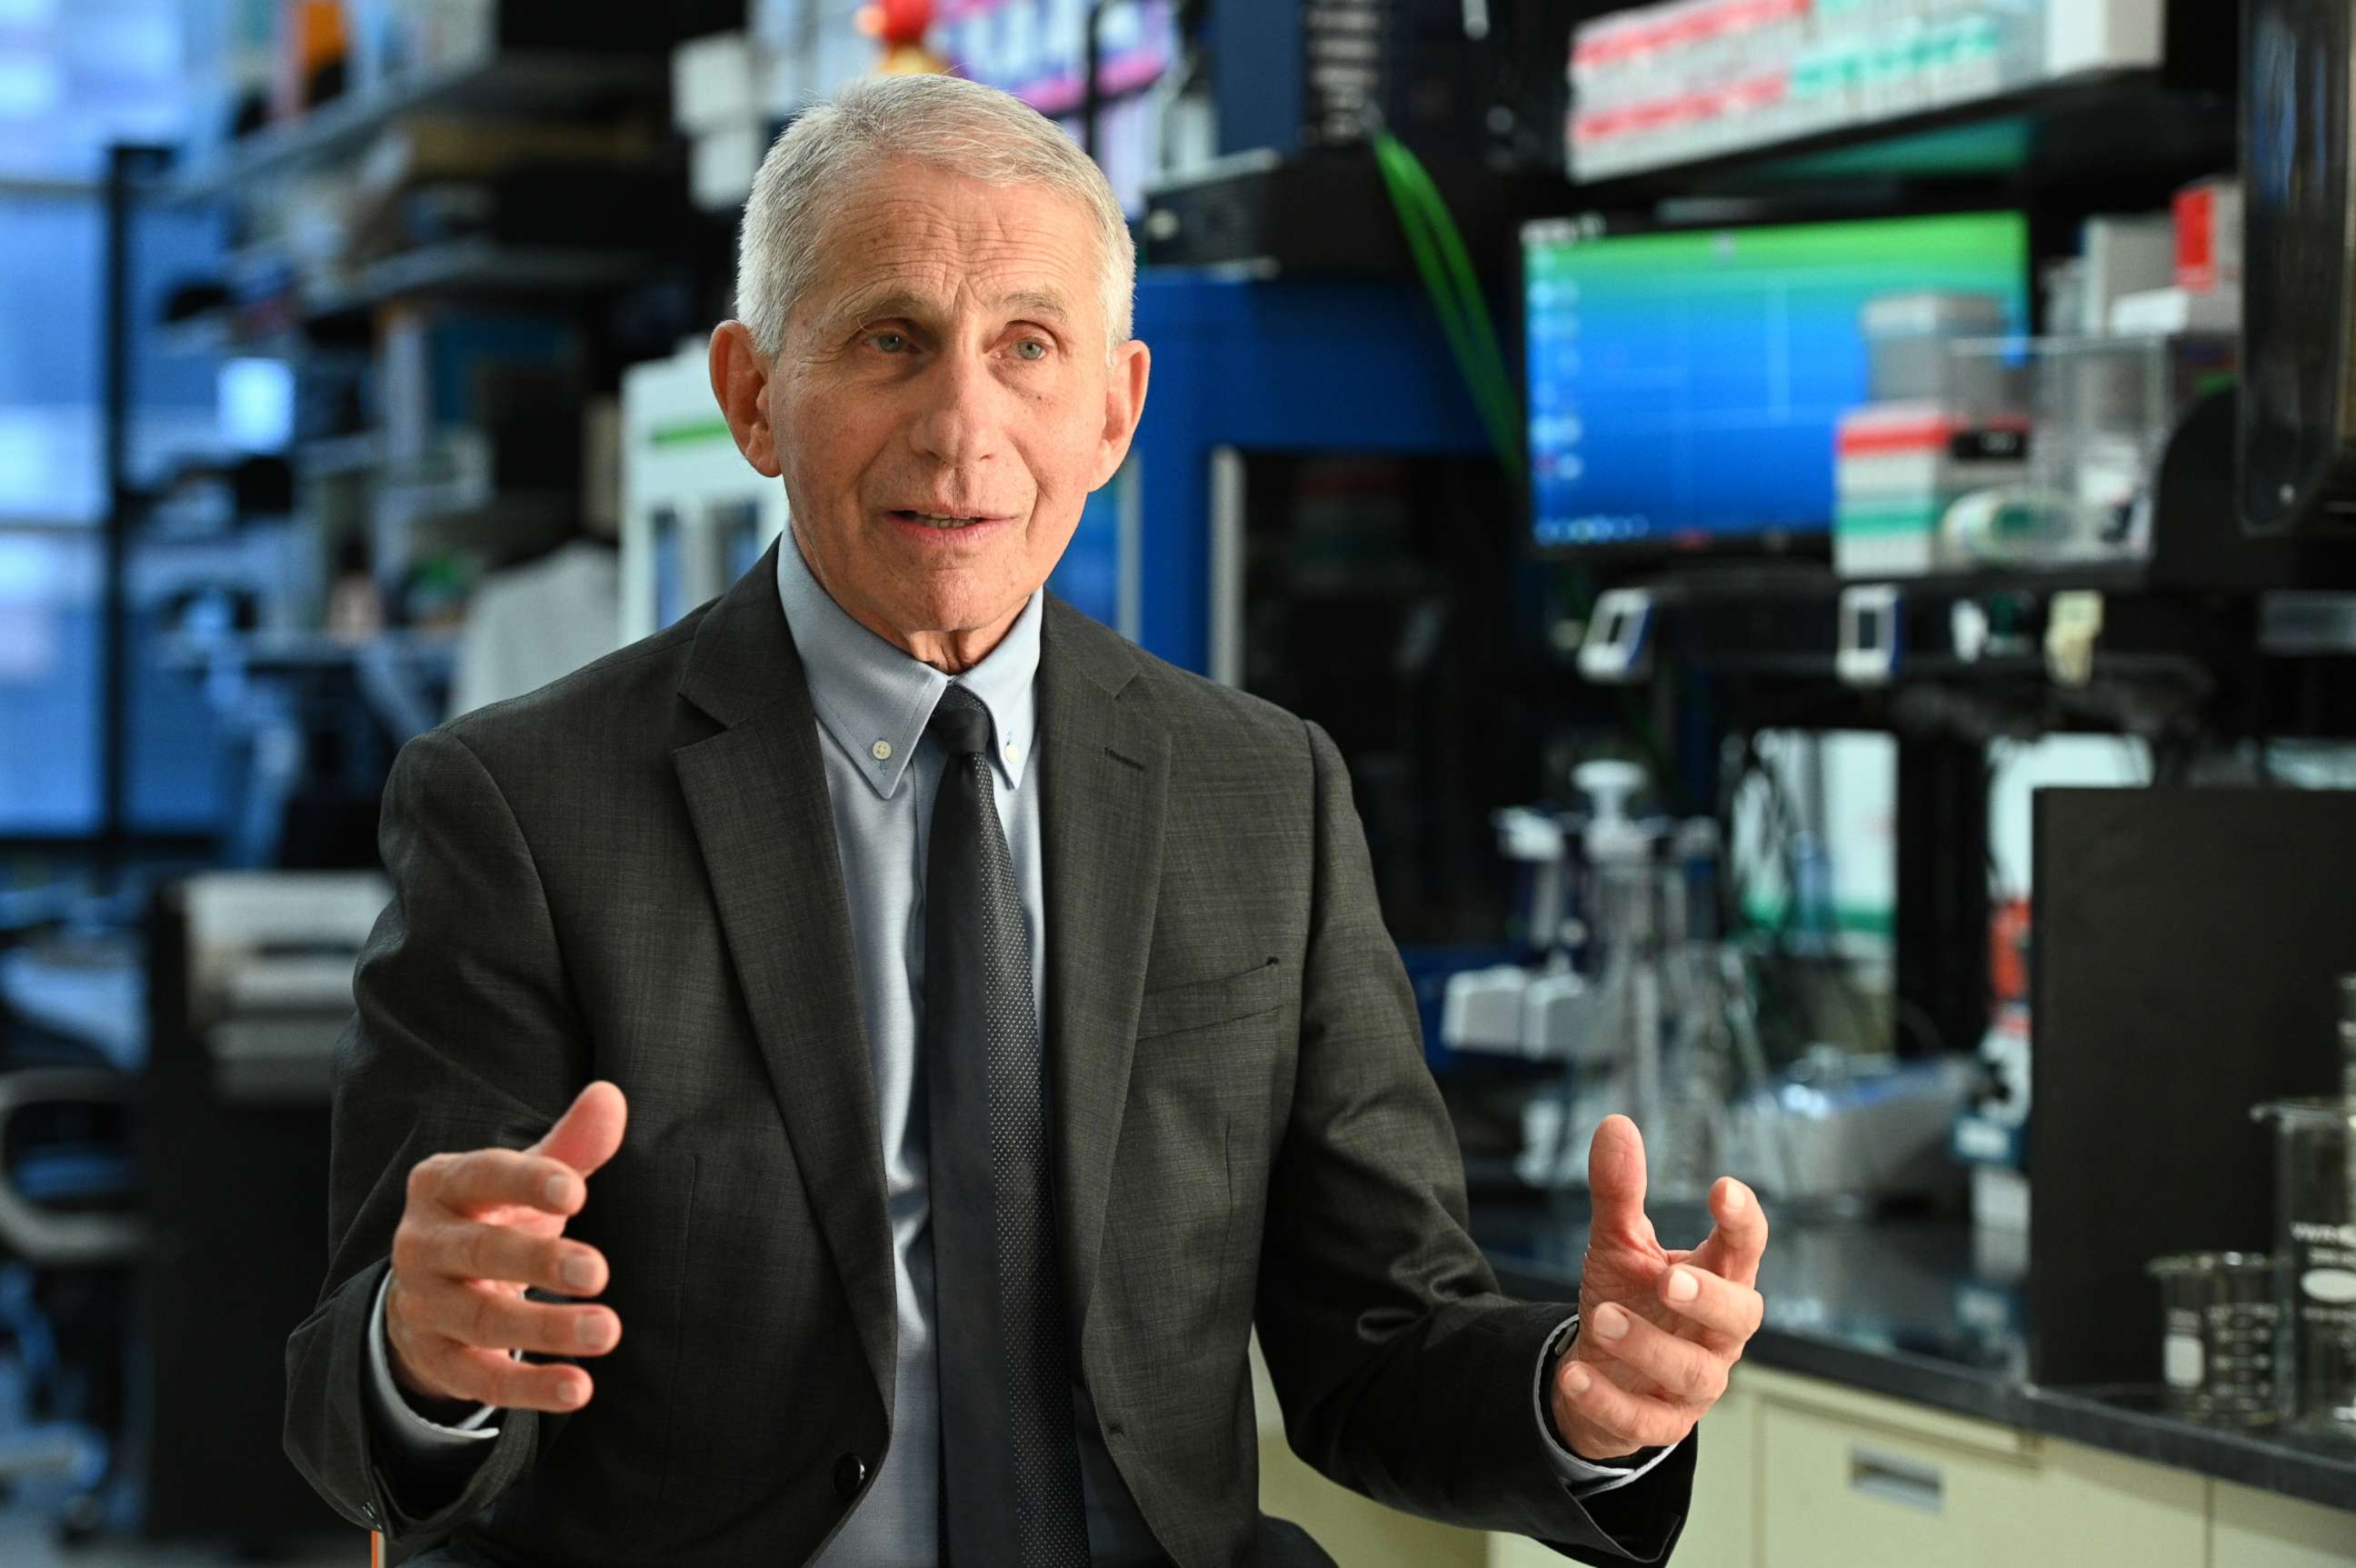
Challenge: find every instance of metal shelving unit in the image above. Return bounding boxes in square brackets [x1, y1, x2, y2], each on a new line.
[166, 52, 664, 201]
[302, 238, 656, 318]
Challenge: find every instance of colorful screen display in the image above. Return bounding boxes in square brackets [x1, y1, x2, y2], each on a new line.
[1524, 210, 2032, 549]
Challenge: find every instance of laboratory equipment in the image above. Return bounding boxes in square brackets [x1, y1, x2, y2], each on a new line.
[2148, 1252, 2280, 1426]
[1203, 0, 1568, 165]
[619, 341, 789, 642]
[1577, 588, 1657, 685]
[1451, 759, 1974, 1208]
[2240, 0, 2356, 535]
[1525, 211, 2031, 553]
[1443, 764, 1760, 1200]
[2029, 786, 2356, 1391]
[2344, 974, 2356, 1102]
[1722, 1051, 1979, 1217]
[1832, 397, 2031, 577]
[1835, 585, 1904, 686]
[2251, 1094, 2356, 1440]
[1938, 333, 2233, 571]
[1439, 806, 1589, 1058]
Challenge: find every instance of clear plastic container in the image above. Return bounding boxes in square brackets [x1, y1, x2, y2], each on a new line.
[2251, 1097, 2356, 1440]
[2146, 1252, 2279, 1425]
[1940, 334, 2175, 568]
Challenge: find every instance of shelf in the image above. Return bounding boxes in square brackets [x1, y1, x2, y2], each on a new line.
[168, 53, 664, 202]
[304, 239, 654, 318]
[293, 433, 383, 477]
[1573, 70, 2235, 203]
[155, 626, 458, 673]
[156, 308, 307, 360]
[155, 240, 639, 346]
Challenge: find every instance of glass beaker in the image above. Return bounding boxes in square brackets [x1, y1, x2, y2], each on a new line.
[2146, 1253, 2279, 1425]
[2252, 1098, 2356, 1441]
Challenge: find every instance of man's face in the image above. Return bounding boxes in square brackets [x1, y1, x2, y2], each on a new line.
[721, 155, 1149, 666]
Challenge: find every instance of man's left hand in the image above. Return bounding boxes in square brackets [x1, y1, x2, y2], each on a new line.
[1548, 1114, 1768, 1462]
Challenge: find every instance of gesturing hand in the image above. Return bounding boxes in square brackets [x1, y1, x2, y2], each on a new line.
[1548, 1114, 1768, 1462]
[385, 1081, 630, 1415]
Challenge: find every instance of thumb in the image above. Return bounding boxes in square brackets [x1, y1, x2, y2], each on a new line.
[1587, 1114, 1650, 1242]
[528, 1080, 628, 1179]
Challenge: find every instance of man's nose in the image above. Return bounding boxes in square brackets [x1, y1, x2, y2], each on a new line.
[905, 348, 1003, 469]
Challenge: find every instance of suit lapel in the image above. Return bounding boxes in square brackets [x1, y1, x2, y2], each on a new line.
[1037, 600, 1168, 1343]
[672, 543, 897, 1413]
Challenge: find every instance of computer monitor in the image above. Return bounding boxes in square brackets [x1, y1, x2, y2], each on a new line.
[1524, 210, 2032, 552]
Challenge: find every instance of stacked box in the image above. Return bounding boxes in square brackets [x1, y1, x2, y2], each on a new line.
[1835, 402, 2031, 577]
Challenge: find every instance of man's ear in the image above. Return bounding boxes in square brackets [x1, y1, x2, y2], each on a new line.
[1091, 337, 1151, 490]
[709, 321, 783, 478]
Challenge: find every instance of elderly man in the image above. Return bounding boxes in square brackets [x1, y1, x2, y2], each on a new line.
[285, 73, 1765, 1568]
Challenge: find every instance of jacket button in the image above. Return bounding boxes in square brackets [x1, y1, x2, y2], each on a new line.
[834, 1453, 868, 1499]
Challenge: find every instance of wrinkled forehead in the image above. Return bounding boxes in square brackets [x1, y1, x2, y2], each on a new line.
[794, 160, 1103, 339]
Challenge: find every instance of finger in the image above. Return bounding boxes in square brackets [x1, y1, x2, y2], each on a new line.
[427, 1342, 596, 1414]
[1586, 1303, 1730, 1407]
[1684, 1177, 1769, 1290]
[421, 1147, 587, 1220]
[527, 1081, 629, 1180]
[1658, 1263, 1764, 1347]
[1552, 1358, 1693, 1452]
[404, 1277, 624, 1360]
[408, 1220, 607, 1296]
[1586, 1114, 1651, 1243]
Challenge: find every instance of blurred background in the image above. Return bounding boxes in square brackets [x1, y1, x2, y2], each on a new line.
[0, 0, 2354, 1563]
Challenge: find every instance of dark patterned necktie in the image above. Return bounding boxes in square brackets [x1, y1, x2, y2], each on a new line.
[923, 684, 1089, 1565]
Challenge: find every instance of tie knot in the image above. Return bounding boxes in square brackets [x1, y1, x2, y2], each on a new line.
[927, 685, 993, 757]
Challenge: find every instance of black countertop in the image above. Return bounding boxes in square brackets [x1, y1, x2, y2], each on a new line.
[1469, 1197, 2356, 1514]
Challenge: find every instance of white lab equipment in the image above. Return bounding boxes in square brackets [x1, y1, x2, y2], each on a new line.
[619, 341, 789, 644]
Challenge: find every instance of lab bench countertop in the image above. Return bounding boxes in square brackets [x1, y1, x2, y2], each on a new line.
[1469, 1197, 2356, 1515]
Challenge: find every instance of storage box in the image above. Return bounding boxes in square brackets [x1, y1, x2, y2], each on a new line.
[1835, 401, 2032, 577]
[2173, 176, 2243, 294]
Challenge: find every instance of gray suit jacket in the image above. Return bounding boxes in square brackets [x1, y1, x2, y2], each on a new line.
[285, 542, 1693, 1567]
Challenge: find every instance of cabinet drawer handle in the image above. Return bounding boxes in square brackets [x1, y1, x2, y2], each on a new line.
[1849, 1445, 1944, 1513]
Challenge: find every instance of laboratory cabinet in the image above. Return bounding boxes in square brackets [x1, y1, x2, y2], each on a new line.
[1752, 1368, 2203, 1568]
[1253, 1344, 2356, 1567]
[2211, 1481, 2356, 1568]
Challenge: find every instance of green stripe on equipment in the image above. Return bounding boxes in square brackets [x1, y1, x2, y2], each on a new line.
[649, 418, 734, 448]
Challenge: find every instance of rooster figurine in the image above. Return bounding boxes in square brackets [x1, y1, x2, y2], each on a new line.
[856, 0, 947, 75]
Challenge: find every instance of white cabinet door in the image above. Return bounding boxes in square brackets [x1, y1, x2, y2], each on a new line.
[1753, 1371, 2203, 1568]
[1665, 1365, 1760, 1568]
[2211, 1479, 2356, 1568]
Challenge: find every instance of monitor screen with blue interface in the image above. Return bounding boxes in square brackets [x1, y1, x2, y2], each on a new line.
[1524, 211, 2031, 549]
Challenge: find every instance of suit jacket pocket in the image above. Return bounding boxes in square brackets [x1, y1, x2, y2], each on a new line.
[1134, 955, 1288, 1040]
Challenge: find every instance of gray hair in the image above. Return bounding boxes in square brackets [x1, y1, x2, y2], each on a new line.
[735, 73, 1136, 362]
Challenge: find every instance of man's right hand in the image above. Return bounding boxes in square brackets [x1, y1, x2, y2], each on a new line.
[385, 1081, 629, 1415]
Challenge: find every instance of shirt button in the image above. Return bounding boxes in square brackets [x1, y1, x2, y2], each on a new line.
[871, 740, 893, 762]
[834, 1452, 869, 1499]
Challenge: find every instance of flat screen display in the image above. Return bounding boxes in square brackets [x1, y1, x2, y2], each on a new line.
[1525, 211, 2032, 550]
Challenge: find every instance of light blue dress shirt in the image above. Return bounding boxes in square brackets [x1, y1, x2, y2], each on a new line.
[364, 534, 1670, 1558]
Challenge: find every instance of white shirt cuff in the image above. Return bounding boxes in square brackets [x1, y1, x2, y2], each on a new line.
[1534, 1313, 1682, 1497]
[366, 1268, 502, 1450]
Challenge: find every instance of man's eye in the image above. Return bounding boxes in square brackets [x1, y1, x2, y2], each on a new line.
[1013, 339, 1048, 362]
[868, 332, 908, 354]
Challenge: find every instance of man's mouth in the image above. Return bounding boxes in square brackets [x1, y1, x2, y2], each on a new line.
[892, 510, 997, 530]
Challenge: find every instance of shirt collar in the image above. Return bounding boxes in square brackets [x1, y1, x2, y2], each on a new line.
[774, 531, 1041, 800]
